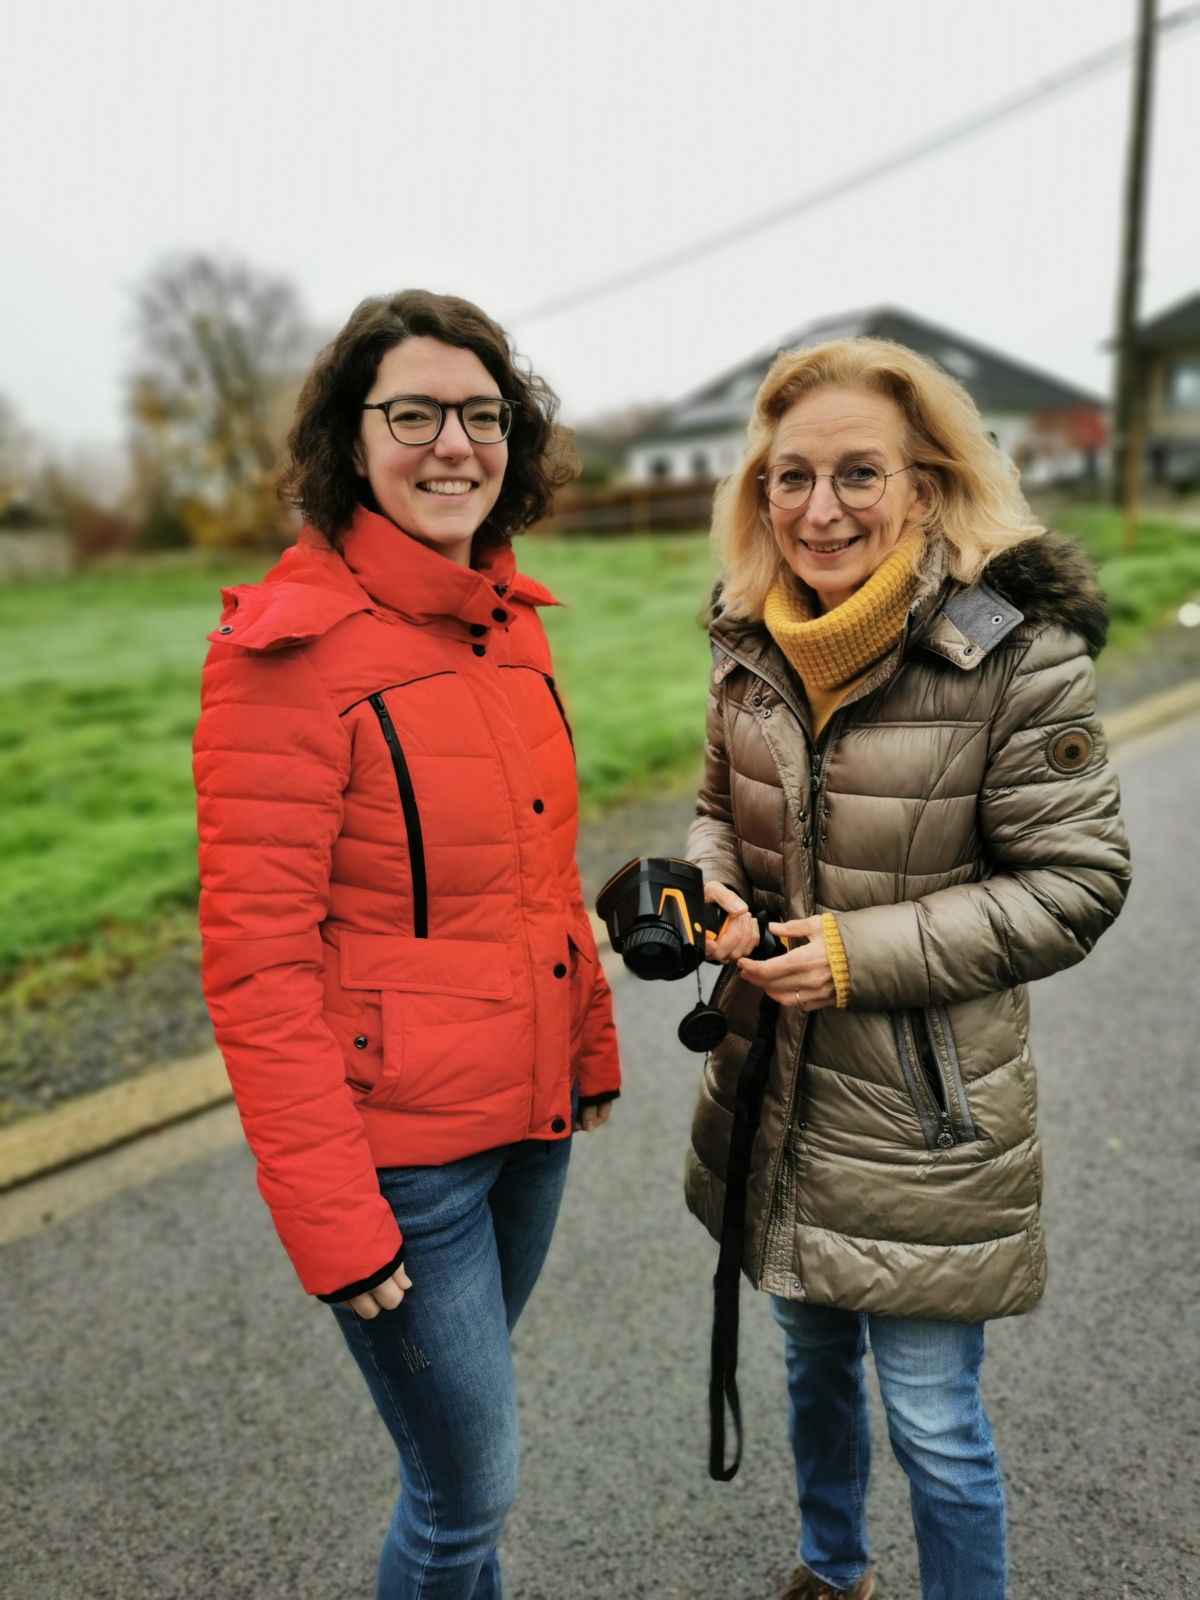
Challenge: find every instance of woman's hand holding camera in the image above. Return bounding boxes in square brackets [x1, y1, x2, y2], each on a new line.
[703, 881, 761, 962]
[738, 915, 836, 1011]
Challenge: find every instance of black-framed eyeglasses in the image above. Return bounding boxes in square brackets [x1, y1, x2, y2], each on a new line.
[361, 394, 518, 447]
[758, 462, 916, 511]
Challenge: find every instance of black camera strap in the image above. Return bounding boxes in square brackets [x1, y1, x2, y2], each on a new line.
[708, 994, 779, 1482]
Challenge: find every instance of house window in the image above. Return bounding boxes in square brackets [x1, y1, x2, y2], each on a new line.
[1166, 357, 1200, 412]
[690, 451, 710, 479]
[649, 456, 671, 481]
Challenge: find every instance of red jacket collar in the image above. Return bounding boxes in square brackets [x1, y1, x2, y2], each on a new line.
[340, 507, 558, 624]
[207, 507, 557, 652]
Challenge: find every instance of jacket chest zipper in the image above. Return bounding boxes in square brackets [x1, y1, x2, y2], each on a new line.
[368, 693, 428, 939]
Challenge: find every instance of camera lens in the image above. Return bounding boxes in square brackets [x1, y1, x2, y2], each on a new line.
[622, 919, 687, 980]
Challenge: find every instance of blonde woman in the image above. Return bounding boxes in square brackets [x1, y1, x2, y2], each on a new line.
[688, 339, 1130, 1600]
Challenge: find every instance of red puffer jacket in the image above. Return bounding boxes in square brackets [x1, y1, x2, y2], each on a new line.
[194, 509, 620, 1299]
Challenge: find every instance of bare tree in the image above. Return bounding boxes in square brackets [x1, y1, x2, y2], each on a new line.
[0, 395, 36, 524]
[129, 254, 312, 546]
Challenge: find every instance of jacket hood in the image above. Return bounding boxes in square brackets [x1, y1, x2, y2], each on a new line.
[981, 531, 1108, 658]
[207, 507, 559, 653]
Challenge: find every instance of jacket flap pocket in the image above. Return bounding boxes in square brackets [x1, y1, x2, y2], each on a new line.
[340, 933, 512, 1000]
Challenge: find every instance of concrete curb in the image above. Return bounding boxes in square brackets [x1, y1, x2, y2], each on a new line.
[1101, 677, 1200, 747]
[0, 1049, 231, 1192]
[2, 677, 1197, 1195]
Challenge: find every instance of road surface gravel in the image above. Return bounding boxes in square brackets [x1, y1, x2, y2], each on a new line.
[1, 724, 1197, 1599]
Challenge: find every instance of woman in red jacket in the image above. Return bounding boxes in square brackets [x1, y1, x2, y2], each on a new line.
[194, 290, 620, 1600]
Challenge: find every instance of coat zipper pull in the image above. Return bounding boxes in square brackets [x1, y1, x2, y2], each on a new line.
[936, 1113, 955, 1150]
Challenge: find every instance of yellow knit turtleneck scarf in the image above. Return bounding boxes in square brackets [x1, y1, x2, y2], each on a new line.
[763, 531, 923, 736]
[762, 530, 924, 1011]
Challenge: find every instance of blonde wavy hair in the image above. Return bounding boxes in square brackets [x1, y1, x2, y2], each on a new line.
[715, 337, 1044, 621]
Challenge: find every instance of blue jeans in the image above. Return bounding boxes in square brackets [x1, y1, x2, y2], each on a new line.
[770, 1299, 1006, 1600]
[333, 1131, 572, 1600]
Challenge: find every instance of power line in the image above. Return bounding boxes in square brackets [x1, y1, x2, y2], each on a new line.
[508, 5, 1200, 326]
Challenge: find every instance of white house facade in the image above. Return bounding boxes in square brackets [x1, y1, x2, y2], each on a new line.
[625, 307, 1107, 488]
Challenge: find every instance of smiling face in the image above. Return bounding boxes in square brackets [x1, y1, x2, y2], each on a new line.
[766, 385, 925, 613]
[353, 336, 508, 565]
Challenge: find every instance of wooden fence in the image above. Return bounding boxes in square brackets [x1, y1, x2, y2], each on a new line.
[531, 479, 716, 536]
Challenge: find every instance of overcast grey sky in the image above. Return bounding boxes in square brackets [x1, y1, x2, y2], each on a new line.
[3, 0, 1198, 449]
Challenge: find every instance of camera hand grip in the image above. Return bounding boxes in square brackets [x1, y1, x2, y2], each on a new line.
[703, 904, 790, 961]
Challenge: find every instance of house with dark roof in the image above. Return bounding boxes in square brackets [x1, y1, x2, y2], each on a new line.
[1136, 292, 1200, 488]
[626, 306, 1107, 488]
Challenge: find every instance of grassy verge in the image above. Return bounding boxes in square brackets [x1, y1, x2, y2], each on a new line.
[1, 511, 1198, 998]
[1042, 503, 1200, 647]
[0, 537, 716, 991]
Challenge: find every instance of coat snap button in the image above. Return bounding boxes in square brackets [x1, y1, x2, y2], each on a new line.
[472, 643, 486, 657]
[752, 694, 762, 706]
[218, 624, 234, 634]
[762, 707, 772, 718]
[492, 608, 507, 623]
[551, 1116, 567, 1133]
[469, 623, 486, 636]
[353, 1035, 368, 1050]
[532, 798, 545, 813]
[963, 645, 975, 656]
[553, 962, 567, 978]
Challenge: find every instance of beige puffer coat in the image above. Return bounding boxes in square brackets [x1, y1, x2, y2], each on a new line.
[685, 533, 1130, 1322]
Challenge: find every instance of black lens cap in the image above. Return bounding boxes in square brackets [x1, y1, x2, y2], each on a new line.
[677, 1001, 728, 1054]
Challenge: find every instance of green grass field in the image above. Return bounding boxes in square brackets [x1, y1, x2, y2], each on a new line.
[0, 509, 1196, 982]
[0, 537, 717, 977]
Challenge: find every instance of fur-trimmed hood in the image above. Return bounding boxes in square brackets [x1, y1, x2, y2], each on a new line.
[982, 531, 1108, 658]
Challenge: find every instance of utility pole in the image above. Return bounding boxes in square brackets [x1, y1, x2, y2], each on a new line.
[1111, 0, 1158, 550]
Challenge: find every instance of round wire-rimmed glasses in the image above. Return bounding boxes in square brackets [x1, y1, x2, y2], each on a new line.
[362, 395, 519, 446]
[758, 462, 915, 511]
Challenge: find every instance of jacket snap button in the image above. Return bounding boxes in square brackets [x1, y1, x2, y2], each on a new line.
[963, 645, 975, 656]
[472, 643, 486, 657]
[752, 694, 762, 706]
[551, 1116, 567, 1133]
[469, 623, 486, 637]
[532, 798, 545, 813]
[218, 624, 234, 634]
[762, 707, 772, 718]
[992, 615, 1004, 626]
[492, 608, 507, 623]
[553, 962, 567, 978]
[353, 1035, 368, 1050]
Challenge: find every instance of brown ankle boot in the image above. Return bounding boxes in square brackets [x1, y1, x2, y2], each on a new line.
[777, 1564, 876, 1600]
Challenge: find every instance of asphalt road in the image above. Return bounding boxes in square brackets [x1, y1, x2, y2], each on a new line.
[2, 723, 1198, 1600]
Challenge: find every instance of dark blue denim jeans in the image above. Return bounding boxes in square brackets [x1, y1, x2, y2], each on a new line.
[770, 1298, 1006, 1600]
[333, 1129, 572, 1600]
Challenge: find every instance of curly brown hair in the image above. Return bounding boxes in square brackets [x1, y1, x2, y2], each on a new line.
[280, 289, 576, 545]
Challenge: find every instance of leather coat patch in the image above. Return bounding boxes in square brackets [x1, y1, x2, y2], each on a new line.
[1048, 727, 1094, 774]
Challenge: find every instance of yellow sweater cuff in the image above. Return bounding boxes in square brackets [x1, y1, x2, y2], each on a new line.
[822, 913, 850, 1009]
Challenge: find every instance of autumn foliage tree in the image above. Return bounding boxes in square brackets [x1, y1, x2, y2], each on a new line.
[129, 254, 313, 547]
